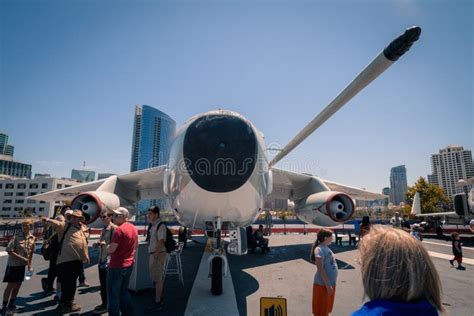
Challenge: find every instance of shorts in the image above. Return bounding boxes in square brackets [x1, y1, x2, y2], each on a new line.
[3, 265, 26, 283]
[312, 284, 336, 316]
[453, 256, 463, 265]
[149, 252, 167, 282]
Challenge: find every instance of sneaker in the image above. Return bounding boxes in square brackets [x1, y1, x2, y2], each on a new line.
[41, 278, 48, 292]
[6, 304, 17, 312]
[92, 304, 107, 314]
[457, 265, 466, 270]
[78, 281, 90, 287]
[146, 302, 163, 312]
[60, 303, 81, 314]
[449, 259, 454, 266]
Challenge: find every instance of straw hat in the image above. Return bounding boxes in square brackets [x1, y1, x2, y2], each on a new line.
[69, 210, 85, 221]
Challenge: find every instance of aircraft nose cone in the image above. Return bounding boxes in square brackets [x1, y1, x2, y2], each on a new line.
[183, 114, 258, 192]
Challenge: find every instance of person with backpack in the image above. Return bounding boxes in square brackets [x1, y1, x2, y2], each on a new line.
[92, 210, 116, 314]
[41, 214, 65, 301]
[146, 206, 172, 312]
[42, 210, 90, 314]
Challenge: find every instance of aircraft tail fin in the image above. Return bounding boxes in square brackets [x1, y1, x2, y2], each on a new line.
[411, 192, 421, 216]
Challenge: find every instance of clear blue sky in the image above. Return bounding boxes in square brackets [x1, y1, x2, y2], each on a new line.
[1, 0, 472, 193]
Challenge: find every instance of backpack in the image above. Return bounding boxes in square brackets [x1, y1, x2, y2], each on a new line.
[41, 233, 59, 261]
[157, 222, 177, 253]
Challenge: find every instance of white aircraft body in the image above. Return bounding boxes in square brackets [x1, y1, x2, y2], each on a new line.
[32, 26, 421, 294]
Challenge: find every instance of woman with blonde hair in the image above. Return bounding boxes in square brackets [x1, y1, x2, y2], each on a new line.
[351, 226, 444, 316]
[310, 228, 338, 316]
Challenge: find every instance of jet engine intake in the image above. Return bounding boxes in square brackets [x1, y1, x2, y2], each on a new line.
[71, 191, 120, 225]
[295, 191, 355, 226]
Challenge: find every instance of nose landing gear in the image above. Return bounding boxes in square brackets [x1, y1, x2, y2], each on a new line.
[207, 217, 228, 295]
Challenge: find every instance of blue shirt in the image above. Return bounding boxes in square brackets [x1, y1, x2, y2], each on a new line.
[351, 299, 439, 316]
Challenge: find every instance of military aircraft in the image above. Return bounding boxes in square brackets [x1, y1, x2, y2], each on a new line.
[32, 26, 421, 294]
[411, 178, 474, 228]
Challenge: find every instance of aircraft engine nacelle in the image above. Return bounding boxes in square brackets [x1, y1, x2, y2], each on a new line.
[71, 191, 121, 225]
[295, 191, 355, 226]
[453, 192, 473, 217]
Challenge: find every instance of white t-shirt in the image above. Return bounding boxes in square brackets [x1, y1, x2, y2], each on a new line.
[313, 244, 338, 286]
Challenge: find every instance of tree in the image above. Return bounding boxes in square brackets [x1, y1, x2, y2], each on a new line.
[20, 207, 36, 217]
[405, 177, 451, 214]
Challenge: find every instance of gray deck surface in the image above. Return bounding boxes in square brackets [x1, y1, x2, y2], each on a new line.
[1, 231, 473, 315]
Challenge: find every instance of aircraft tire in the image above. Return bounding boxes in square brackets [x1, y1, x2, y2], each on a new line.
[211, 257, 223, 295]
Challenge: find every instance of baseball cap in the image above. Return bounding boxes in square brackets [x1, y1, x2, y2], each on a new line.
[112, 207, 129, 218]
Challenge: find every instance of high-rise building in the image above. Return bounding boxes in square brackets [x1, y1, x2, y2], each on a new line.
[98, 173, 116, 180]
[0, 132, 14, 156]
[0, 132, 31, 179]
[390, 165, 407, 205]
[130, 105, 176, 211]
[71, 169, 96, 182]
[131, 105, 176, 172]
[428, 145, 474, 196]
[382, 187, 390, 206]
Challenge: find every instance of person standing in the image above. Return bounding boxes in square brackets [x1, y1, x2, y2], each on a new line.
[107, 207, 138, 316]
[2, 219, 36, 313]
[78, 210, 91, 288]
[310, 229, 338, 316]
[146, 206, 168, 312]
[41, 214, 65, 301]
[62, 207, 90, 288]
[402, 215, 411, 231]
[359, 216, 371, 238]
[449, 232, 465, 270]
[92, 211, 116, 314]
[390, 212, 403, 229]
[42, 210, 89, 314]
[264, 210, 273, 236]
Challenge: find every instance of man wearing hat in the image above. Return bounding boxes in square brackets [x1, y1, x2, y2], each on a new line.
[106, 207, 138, 316]
[62, 206, 91, 287]
[42, 210, 89, 314]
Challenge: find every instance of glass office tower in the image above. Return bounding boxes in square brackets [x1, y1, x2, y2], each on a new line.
[130, 105, 176, 213]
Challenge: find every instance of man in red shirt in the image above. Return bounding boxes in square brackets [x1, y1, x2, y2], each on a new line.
[106, 207, 138, 316]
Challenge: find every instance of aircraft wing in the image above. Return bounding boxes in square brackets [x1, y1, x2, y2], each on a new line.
[31, 166, 167, 202]
[321, 179, 387, 201]
[415, 212, 458, 218]
[30, 180, 106, 202]
[271, 168, 385, 201]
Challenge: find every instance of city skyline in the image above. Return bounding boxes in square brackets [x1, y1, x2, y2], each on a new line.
[1, 0, 472, 193]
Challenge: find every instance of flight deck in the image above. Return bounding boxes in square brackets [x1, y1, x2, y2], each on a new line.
[0, 227, 473, 315]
